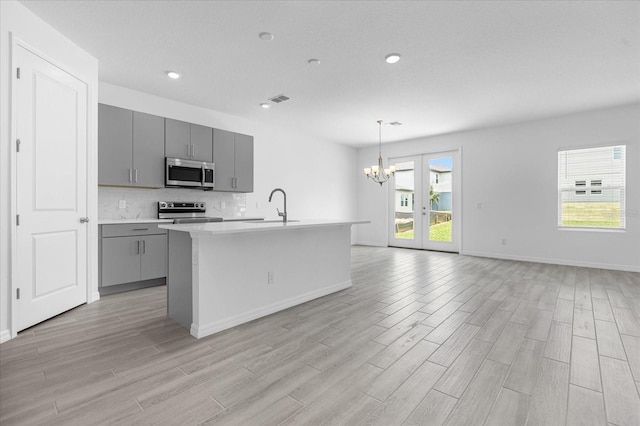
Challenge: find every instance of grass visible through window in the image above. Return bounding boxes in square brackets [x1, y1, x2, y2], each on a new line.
[395, 220, 452, 241]
[561, 202, 621, 227]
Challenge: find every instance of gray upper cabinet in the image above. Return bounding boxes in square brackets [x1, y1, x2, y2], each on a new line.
[133, 112, 165, 187]
[212, 129, 235, 191]
[99, 104, 251, 191]
[213, 129, 254, 192]
[165, 118, 213, 162]
[234, 133, 254, 192]
[98, 104, 165, 188]
[190, 124, 213, 162]
[99, 104, 132, 186]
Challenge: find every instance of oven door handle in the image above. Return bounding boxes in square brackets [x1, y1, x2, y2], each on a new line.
[201, 165, 205, 186]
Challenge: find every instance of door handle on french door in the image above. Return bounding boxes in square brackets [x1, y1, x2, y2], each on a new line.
[80, 217, 90, 223]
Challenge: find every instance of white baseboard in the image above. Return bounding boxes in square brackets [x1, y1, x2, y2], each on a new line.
[88, 291, 101, 304]
[190, 280, 352, 339]
[0, 329, 11, 344]
[353, 241, 387, 247]
[462, 250, 640, 273]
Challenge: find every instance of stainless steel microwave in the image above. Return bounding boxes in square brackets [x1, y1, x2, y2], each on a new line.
[165, 157, 215, 189]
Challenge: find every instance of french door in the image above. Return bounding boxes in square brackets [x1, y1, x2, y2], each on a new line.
[388, 151, 460, 252]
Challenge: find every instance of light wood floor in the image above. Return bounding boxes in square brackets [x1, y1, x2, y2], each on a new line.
[1, 246, 640, 425]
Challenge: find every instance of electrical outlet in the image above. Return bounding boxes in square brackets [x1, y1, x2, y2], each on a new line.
[119, 200, 127, 209]
[268, 271, 275, 284]
[220, 201, 226, 209]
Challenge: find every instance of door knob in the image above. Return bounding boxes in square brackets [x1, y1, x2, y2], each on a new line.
[80, 217, 90, 223]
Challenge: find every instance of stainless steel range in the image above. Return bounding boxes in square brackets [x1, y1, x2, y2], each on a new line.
[158, 201, 223, 224]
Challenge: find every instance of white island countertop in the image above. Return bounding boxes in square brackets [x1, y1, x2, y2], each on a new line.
[159, 219, 369, 236]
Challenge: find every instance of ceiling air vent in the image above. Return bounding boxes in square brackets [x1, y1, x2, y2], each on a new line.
[269, 94, 290, 103]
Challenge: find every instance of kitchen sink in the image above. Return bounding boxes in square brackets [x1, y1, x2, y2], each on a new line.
[245, 220, 300, 224]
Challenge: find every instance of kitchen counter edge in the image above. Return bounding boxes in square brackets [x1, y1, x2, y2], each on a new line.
[158, 219, 370, 236]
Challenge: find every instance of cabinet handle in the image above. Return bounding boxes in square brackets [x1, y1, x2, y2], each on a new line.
[136, 240, 140, 255]
[129, 169, 132, 182]
[141, 239, 146, 254]
[192, 145, 196, 158]
[132, 228, 149, 231]
[134, 169, 138, 183]
[187, 144, 191, 158]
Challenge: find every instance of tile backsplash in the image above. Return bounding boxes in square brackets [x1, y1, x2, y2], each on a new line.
[99, 187, 247, 220]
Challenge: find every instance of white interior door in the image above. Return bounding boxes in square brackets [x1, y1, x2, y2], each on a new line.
[389, 151, 459, 253]
[14, 45, 89, 331]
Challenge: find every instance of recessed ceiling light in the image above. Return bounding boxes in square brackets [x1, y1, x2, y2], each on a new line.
[385, 53, 401, 64]
[166, 71, 181, 79]
[259, 32, 274, 41]
[260, 103, 270, 109]
[308, 58, 320, 65]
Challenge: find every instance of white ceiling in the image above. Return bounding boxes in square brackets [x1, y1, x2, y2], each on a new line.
[20, 0, 640, 147]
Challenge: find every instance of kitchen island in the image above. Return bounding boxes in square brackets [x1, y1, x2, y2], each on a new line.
[158, 220, 368, 338]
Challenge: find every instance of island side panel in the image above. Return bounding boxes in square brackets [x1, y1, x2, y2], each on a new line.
[190, 224, 352, 338]
[167, 230, 193, 328]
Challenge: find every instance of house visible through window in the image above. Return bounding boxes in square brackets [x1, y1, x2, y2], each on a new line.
[558, 145, 625, 229]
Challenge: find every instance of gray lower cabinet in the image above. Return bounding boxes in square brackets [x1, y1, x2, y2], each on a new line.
[99, 223, 167, 292]
[165, 118, 213, 162]
[98, 104, 165, 188]
[213, 129, 254, 192]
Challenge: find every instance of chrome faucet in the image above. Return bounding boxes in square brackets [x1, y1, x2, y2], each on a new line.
[268, 188, 287, 223]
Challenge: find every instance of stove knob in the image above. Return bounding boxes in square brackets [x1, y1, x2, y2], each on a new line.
[159, 202, 167, 208]
[168, 203, 174, 208]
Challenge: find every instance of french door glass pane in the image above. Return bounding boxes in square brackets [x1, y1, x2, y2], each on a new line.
[394, 161, 415, 239]
[428, 157, 453, 242]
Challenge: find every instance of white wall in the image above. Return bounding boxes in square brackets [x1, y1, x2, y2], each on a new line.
[356, 103, 640, 272]
[98, 82, 358, 223]
[0, 0, 99, 342]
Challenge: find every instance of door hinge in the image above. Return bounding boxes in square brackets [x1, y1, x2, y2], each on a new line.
[16, 67, 21, 79]
[16, 214, 20, 226]
[16, 288, 20, 299]
[16, 139, 21, 152]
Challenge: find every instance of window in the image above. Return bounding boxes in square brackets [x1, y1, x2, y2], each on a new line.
[558, 145, 625, 229]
